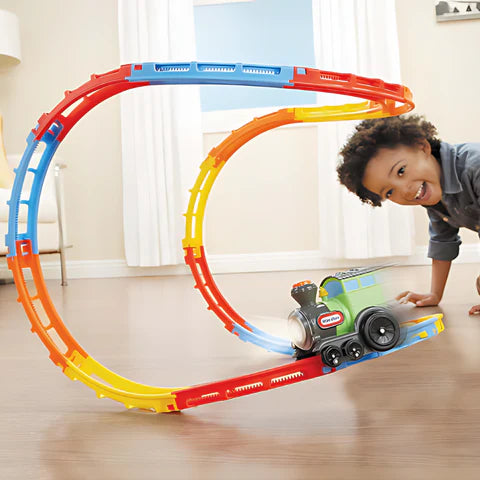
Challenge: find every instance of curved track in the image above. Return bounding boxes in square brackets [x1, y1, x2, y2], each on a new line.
[6, 62, 421, 412]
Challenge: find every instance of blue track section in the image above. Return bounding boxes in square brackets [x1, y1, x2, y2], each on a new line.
[6, 124, 62, 258]
[127, 62, 294, 88]
[232, 322, 294, 355]
[232, 313, 442, 359]
[324, 315, 442, 374]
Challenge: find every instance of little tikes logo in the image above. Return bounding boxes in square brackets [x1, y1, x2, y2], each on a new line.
[317, 311, 344, 329]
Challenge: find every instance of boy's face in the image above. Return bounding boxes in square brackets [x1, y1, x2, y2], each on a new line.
[362, 140, 442, 206]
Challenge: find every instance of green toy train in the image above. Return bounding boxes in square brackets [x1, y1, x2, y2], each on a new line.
[288, 266, 400, 366]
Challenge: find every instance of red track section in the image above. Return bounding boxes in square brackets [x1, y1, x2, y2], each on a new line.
[286, 67, 413, 114]
[183, 109, 302, 336]
[185, 246, 252, 332]
[32, 65, 148, 142]
[173, 355, 330, 409]
[171, 314, 444, 410]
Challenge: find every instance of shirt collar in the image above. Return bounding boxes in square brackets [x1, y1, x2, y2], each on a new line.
[440, 142, 462, 195]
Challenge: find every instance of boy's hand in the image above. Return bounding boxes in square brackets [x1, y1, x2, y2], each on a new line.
[469, 304, 480, 315]
[471, 277, 480, 314]
[396, 291, 440, 307]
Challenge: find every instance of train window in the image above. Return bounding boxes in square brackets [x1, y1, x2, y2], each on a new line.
[324, 280, 343, 299]
[359, 275, 375, 288]
[343, 279, 359, 292]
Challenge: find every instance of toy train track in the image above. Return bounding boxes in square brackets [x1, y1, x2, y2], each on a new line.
[6, 62, 418, 413]
[172, 314, 444, 410]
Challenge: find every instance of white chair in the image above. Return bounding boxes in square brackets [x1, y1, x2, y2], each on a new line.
[0, 153, 69, 286]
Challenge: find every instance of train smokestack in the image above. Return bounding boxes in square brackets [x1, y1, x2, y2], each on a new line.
[291, 281, 318, 308]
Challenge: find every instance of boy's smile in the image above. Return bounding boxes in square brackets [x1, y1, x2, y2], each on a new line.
[362, 140, 443, 206]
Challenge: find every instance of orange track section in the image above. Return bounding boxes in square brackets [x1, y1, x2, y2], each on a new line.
[209, 109, 300, 166]
[8, 240, 86, 368]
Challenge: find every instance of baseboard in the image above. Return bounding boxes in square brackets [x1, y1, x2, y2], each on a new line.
[1, 244, 479, 280]
[209, 244, 480, 273]
[0, 258, 191, 281]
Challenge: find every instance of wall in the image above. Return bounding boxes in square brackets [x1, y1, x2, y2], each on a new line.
[396, 0, 480, 247]
[204, 124, 319, 255]
[0, 0, 123, 262]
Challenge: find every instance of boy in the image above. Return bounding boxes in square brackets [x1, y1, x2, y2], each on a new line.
[336, 115, 480, 314]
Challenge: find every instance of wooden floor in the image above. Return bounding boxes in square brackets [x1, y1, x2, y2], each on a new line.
[1, 263, 480, 480]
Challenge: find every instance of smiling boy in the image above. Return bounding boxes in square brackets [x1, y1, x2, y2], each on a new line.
[337, 115, 480, 314]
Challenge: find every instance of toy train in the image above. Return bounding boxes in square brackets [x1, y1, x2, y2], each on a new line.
[288, 266, 400, 366]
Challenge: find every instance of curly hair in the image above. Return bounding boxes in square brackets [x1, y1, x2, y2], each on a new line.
[337, 115, 442, 207]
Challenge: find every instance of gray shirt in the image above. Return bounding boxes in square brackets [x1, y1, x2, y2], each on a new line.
[425, 142, 480, 261]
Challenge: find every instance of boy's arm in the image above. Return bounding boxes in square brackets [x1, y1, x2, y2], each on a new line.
[430, 258, 452, 303]
[397, 209, 459, 307]
[425, 210, 459, 304]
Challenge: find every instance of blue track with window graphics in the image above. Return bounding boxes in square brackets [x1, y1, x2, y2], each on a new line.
[127, 62, 295, 87]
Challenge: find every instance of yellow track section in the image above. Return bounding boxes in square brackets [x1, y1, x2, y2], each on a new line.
[183, 155, 225, 258]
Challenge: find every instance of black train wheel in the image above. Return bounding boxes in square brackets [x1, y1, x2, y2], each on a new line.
[344, 339, 364, 361]
[321, 345, 343, 368]
[359, 307, 400, 352]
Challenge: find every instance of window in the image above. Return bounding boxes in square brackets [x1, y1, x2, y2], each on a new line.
[193, 0, 316, 113]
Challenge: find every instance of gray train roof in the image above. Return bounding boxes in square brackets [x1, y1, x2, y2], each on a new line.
[322, 264, 394, 283]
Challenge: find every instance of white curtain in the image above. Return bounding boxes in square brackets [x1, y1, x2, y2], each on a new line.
[118, 0, 203, 266]
[312, 0, 415, 259]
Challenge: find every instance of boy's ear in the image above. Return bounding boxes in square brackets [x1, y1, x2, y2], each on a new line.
[419, 138, 431, 155]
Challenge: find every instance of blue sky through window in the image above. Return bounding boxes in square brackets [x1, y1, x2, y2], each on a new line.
[194, 0, 316, 111]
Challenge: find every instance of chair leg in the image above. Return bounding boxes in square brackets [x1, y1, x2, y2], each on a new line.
[54, 164, 68, 287]
[59, 248, 68, 286]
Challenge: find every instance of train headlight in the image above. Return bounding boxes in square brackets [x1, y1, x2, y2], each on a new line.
[287, 311, 313, 350]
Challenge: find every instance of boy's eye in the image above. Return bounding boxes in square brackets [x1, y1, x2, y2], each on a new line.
[386, 189, 393, 199]
[398, 166, 405, 176]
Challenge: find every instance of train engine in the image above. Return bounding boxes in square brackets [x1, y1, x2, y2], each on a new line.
[287, 266, 400, 366]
